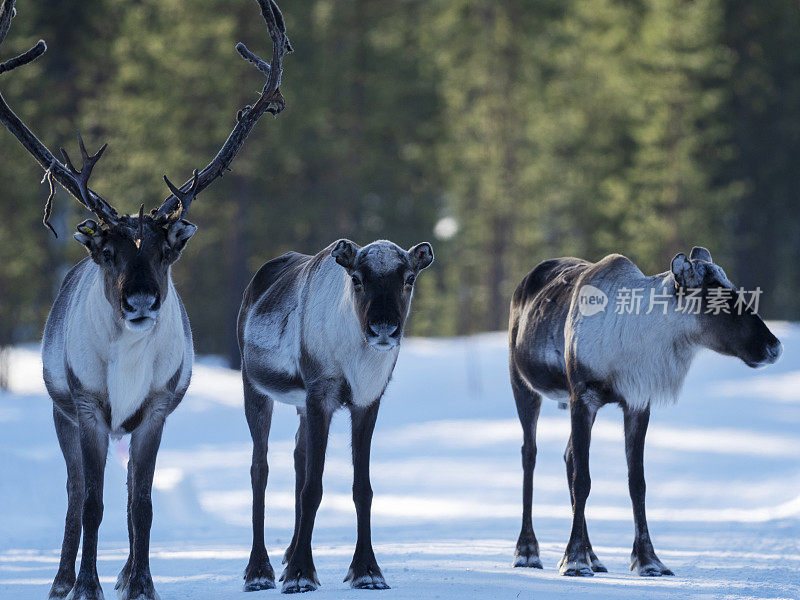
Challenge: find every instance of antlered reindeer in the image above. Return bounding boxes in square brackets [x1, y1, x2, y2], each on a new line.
[0, 2, 292, 599]
[509, 247, 782, 577]
[239, 239, 434, 593]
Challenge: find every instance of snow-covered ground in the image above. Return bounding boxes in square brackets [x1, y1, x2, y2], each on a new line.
[1, 325, 799, 600]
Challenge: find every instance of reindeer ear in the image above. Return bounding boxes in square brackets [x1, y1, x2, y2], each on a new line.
[671, 252, 704, 288]
[331, 239, 360, 271]
[408, 242, 434, 271]
[690, 246, 713, 263]
[166, 219, 197, 253]
[73, 220, 101, 250]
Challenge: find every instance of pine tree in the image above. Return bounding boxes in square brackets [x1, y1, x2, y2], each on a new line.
[428, 0, 561, 333]
[722, 0, 800, 317]
[0, 0, 112, 385]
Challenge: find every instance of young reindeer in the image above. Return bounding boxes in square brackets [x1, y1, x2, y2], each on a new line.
[239, 239, 434, 593]
[0, 2, 292, 599]
[509, 247, 782, 577]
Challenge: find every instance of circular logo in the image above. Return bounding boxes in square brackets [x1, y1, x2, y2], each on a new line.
[577, 285, 608, 316]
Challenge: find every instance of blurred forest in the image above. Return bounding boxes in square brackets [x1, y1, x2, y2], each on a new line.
[0, 0, 799, 369]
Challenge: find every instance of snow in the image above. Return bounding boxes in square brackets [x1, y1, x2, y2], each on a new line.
[1, 325, 799, 599]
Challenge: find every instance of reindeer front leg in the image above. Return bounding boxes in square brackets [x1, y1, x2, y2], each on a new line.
[49, 407, 85, 599]
[344, 401, 389, 590]
[281, 387, 333, 593]
[623, 405, 673, 576]
[71, 406, 109, 600]
[117, 412, 166, 600]
[564, 419, 607, 572]
[114, 464, 134, 594]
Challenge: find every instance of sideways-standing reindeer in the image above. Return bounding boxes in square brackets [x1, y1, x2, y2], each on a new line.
[239, 239, 434, 593]
[0, 1, 292, 599]
[509, 247, 782, 577]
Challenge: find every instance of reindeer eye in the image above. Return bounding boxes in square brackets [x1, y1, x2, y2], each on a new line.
[405, 275, 416, 287]
[351, 275, 363, 290]
[101, 248, 113, 262]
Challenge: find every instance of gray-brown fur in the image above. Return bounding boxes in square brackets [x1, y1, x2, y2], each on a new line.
[239, 239, 433, 593]
[42, 217, 194, 600]
[0, 3, 294, 598]
[509, 247, 782, 577]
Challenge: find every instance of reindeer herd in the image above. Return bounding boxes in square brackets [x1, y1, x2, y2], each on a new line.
[0, 1, 784, 598]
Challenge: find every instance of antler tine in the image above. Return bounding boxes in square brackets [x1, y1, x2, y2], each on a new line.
[0, 2, 119, 233]
[59, 132, 115, 223]
[155, 0, 292, 219]
[161, 168, 199, 219]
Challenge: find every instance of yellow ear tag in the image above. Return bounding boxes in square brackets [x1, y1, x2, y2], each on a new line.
[78, 225, 95, 235]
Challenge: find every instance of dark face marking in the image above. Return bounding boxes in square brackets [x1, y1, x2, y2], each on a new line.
[74, 216, 196, 331]
[332, 240, 433, 351]
[671, 250, 782, 368]
[698, 288, 782, 368]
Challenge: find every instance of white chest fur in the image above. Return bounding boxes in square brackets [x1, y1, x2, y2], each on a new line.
[64, 269, 185, 429]
[566, 272, 700, 410]
[303, 261, 400, 406]
[341, 341, 399, 406]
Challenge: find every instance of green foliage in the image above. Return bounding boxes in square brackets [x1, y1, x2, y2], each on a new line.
[720, 0, 800, 318]
[0, 0, 797, 364]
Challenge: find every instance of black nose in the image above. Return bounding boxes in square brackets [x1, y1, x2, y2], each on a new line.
[765, 340, 783, 362]
[368, 323, 399, 338]
[122, 292, 160, 315]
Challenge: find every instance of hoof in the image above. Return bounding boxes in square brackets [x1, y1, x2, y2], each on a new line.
[280, 560, 319, 594]
[49, 581, 75, 600]
[120, 592, 161, 600]
[49, 570, 76, 600]
[117, 574, 160, 600]
[65, 572, 104, 600]
[513, 541, 542, 568]
[632, 557, 674, 577]
[587, 551, 607, 573]
[347, 576, 390, 590]
[558, 555, 594, 577]
[280, 576, 318, 594]
[244, 558, 276, 591]
[65, 588, 105, 600]
[244, 577, 277, 592]
[344, 563, 390, 590]
[513, 554, 543, 568]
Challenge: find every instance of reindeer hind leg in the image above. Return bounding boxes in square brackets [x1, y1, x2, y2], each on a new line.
[243, 373, 276, 591]
[511, 366, 543, 568]
[558, 392, 596, 577]
[283, 409, 306, 566]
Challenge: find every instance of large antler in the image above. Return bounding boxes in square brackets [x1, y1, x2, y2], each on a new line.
[0, 0, 119, 232]
[154, 0, 292, 220]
